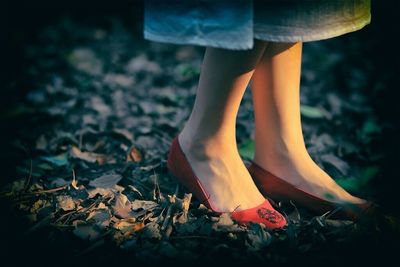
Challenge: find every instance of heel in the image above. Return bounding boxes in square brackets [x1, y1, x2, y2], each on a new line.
[166, 136, 287, 229]
[166, 136, 216, 211]
[247, 161, 375, 220]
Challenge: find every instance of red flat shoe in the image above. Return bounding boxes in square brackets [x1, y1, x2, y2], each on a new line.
[167, 136, 287, 229]
[246, 161, 376, 220]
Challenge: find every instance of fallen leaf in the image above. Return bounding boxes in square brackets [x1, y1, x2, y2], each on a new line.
[126, 146, 142, 162]
[40, 153, 69, 167]
[30, 199, 48, 213]
[37, 163, 54, 170]
[89, 174, 122, 188]
[56, 195, 76, 211]
[88, 184, 124, 198]
[300, 105, 325, 119]
[104, 73, 134, 88]
[140, 222, 162, 240]
[114, 220, 145, 234]
[113, 193, 136, 219]
[212, 213, 243, 233]
[71, 146, 110, 164]
[97, 202, 107, 209]
[90, 95, 112, 115]
[28, 183, 44, 192]
[131, 200, 158, 211]
[86, 209, 112, 227]
[50, 177, 69, 187]
[177, 193, 192, 224]
[246, 223, 272, 250]
[68, 48, 103, 75]
[125, 54, 161, 74]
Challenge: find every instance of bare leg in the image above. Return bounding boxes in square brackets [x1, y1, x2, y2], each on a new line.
[251, 41, 364, 204]
[178, 40, 268, 212]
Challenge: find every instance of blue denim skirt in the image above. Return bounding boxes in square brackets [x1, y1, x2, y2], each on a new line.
[144, 0, 371, 50]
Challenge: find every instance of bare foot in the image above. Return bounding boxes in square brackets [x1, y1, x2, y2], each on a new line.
[178, 133, 266, 212]
[253, 147, 366, 205]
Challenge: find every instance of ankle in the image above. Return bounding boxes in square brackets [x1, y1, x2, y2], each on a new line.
[255, 140, 306, 160]
[178, 131, 233, 158]
[253, 139, 312, 176]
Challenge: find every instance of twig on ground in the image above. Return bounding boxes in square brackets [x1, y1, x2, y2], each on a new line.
[161, 185, 179, 235]
[30, 185, 68, 195]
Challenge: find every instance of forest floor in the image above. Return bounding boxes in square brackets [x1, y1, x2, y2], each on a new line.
[1, 16, 399, 267]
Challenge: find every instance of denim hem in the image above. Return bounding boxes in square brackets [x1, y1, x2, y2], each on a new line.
[254, 13, 371, 43]
[144, 30, 254, 50]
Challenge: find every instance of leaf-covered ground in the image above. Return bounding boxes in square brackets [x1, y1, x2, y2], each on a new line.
[1, 14, 399, 267]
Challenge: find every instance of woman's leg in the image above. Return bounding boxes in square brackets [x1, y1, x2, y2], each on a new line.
[178, 40, 268, 212]
[251, 41, 364, 204]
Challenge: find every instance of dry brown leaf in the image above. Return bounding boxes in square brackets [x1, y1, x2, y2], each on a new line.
[114, 220, 145, 235]
[97, 202, 108, 209]
[71, 145, 110, 164]
[211, 213, 243, 233]
[131, 200, 158, 211]
[30, 199, 49, 213]
[88, 184, 124, 198]
[126, 146, 142, 162]
[113, 193, 137, 219]
[68, 48, 103, 75]
[56, 195, 76, 211]
[177, 193, 192, 224]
